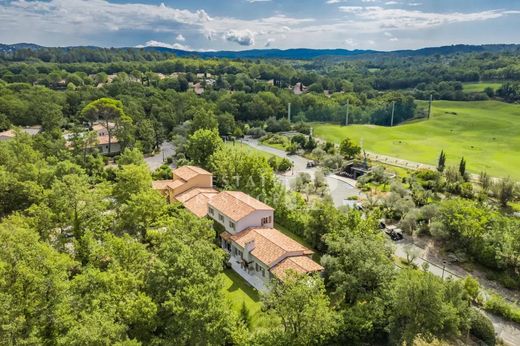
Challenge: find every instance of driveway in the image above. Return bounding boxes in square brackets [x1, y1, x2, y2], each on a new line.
[144, 141, 175, 171]
[241, 137, 362, 207]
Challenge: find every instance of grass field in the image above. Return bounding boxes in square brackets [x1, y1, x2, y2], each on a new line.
[313, 101, 520, 179]
[221, 269, 268, 329]
[463, 82, 502, 93]
[224, 141, 275, 160]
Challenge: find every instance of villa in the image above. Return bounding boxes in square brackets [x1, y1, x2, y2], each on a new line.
[153, 165, 323, 291]
[152, 165, 218, 217]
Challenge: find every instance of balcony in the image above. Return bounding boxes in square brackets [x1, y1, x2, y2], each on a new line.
[228, 255, 268, 292]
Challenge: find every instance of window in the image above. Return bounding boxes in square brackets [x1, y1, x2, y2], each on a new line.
[208, 207, 214, 215]
[229, 221, 235, 230]
[261, 268, 265, 277]
[255, 263, 261, 272]
[261, 216, 272, 225]
[218, 214, 224, 222]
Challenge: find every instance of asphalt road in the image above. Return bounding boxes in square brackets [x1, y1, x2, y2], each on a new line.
[241, 137, 361, 207]
[394, 239, 520, 345]
[144, 141, 175, 171]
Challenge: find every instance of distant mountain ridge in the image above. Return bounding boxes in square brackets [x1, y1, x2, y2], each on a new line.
[1, 43, 519, 60]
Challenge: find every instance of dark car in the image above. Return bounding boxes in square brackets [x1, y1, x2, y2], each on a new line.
[384, 226, 404, 241]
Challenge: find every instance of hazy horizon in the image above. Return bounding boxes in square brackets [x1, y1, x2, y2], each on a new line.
[1, 0, 519, 52]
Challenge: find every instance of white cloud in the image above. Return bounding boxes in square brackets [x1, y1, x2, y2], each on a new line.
[337, 6, 508, 31]
[176, 34, 186, 42]
[265, 38, 275, 47]
[223, 30, 255, 46]
[136, 40, 192, 51]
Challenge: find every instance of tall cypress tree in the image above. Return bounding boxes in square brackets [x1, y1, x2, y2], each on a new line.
[437, 150, 446, 172]
[459, 157, 467, 178]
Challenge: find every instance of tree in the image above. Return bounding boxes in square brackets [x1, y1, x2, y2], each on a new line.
[479, 171, 491, 193]
[459, 157, 467, 179]
[495, 177, 517, 208]
[117, 147, 145, 166]
[217, 112, 236, 136]
[113, 164, 152, 204]
[118, 189, 168, 239]
[146, 212, 240, 344]
[339, 137, 361, 159]
[186, 129, 223, 169]
[209, 145, 278, 202]
[437, 150, 446, 172]
[190, 108, 218, 134]
[0, 217, 73, 345]
[261, 272, 340, 345]
[388, 270, 471, 345]
[80, 98, 126, 155]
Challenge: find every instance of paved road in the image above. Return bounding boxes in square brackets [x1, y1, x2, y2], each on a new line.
[241, 137, 361, 207]
[394, 238, 520, 345]
[144, 142, 175, 171]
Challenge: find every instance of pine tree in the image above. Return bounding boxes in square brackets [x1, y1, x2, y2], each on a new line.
[437, 150, 446, 172]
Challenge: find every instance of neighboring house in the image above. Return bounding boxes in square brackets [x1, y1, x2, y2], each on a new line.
[292, 82, 308, 95]
[0, 126, 41, 141]
[97, 135, 121, 155]
[193, 82, 205, 95]
[0, 129, 16, 141]
[152, 166, 218, 217]
[92, 123, 120, 155]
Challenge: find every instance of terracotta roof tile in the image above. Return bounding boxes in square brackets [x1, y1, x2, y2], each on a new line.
[270, 256, 324, 280]
[152, 180, 174, 191]
[166, 179, 185, 190]
[175, 187, 219, 217]
[228, 227, 313, 267]
[173, 166, 211, 181]
[97, 135, 119, 145]
[208, 191, 274, 221]
[0, 129, 16, 138]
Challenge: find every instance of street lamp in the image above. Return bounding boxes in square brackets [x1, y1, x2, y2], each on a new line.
[441, 260, 447, 280]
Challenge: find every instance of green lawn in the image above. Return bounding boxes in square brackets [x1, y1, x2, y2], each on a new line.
[313, 101, 520, 179]
[463, 82, 503, 93]
[224, 141, 275, 161]
[221, 269, 268, 329]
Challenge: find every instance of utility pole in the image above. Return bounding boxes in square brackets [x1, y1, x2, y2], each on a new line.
[288, 102, 291, 123]
[390, 101, 395, 127]
[345, 99, 350, 126]
[428, 94, 433, 119]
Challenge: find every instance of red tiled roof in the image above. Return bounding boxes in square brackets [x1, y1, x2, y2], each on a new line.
[152, 180, 174, 191]
[174, 187, 219, 217]
[97, 135, 119, 145]
[208, 191, 274, 221]
[173, 166, 211, 181]
[225, 227, 313, 267]
[270, 256, 324, 280]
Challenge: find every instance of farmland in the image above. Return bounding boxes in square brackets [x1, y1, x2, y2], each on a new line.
[313, 100, 520, 179]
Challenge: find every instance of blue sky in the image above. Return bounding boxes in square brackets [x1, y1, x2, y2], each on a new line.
[1, 0, 520, 51]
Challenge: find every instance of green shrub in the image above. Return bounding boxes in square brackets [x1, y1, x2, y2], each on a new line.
[469, 309, 495, 346]
[484, 294, 520, 324]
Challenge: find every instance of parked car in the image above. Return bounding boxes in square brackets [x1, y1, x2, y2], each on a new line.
[306, 161, 316, 168]
[384, 225, 404, 241]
